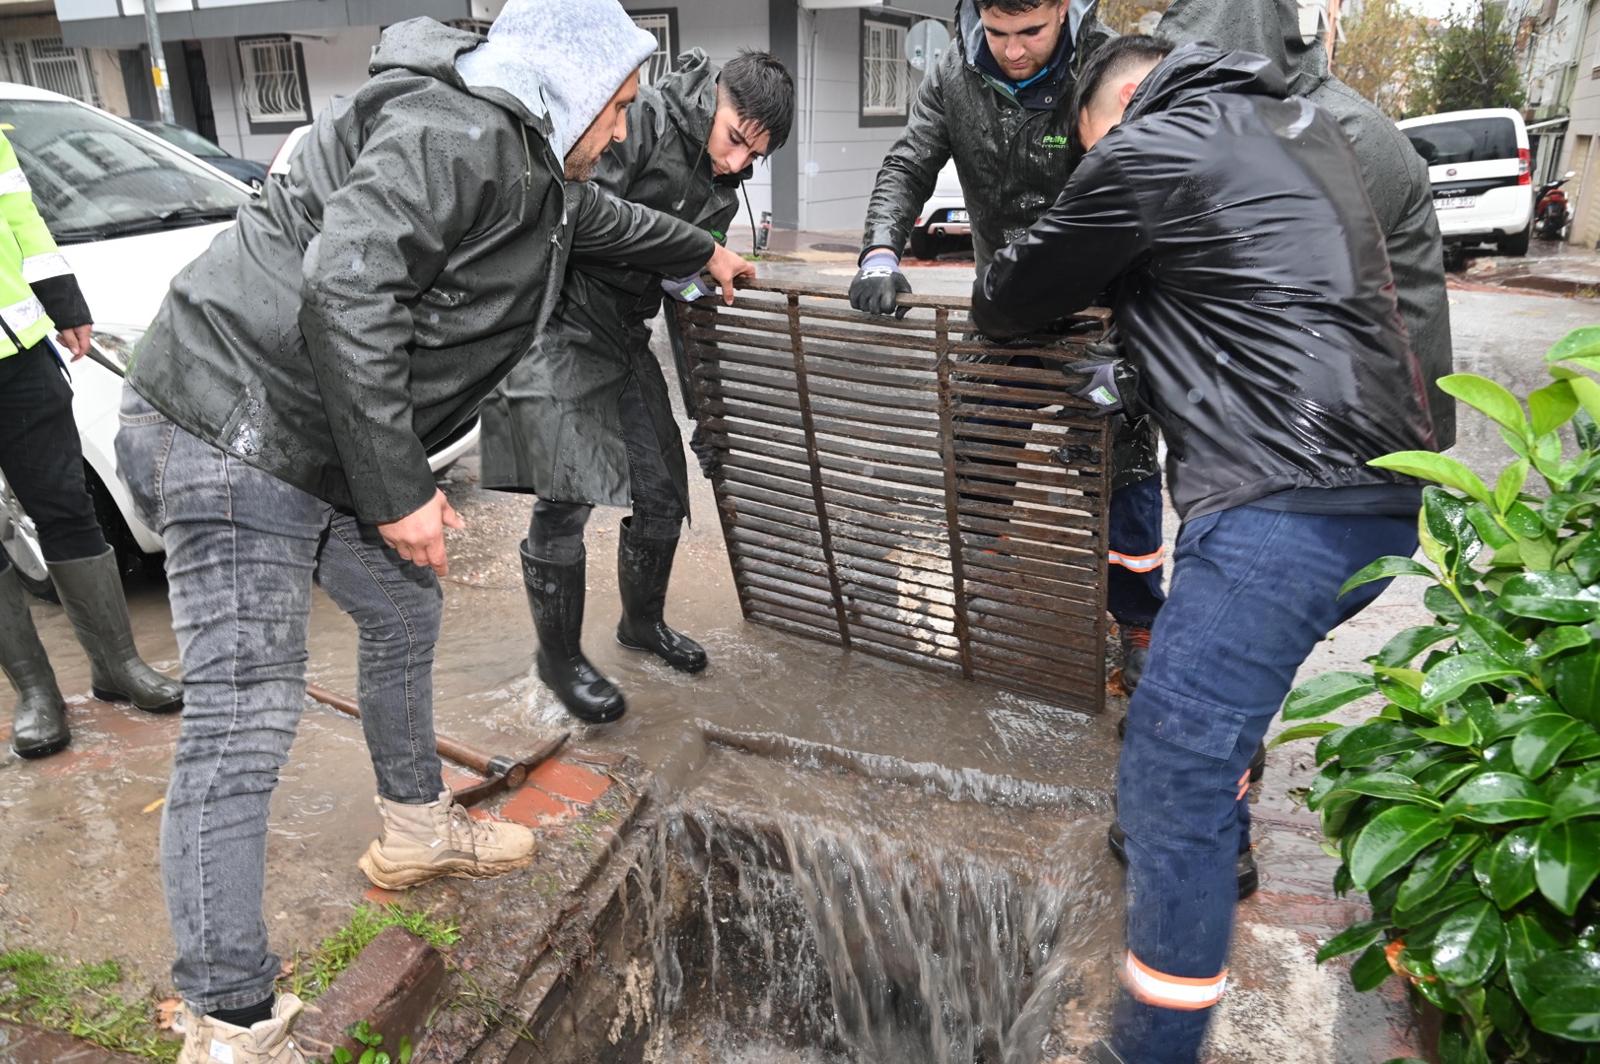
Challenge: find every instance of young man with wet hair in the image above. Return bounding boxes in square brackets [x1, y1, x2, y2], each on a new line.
[851, 0, 1169, 692]
[480, 49, 795, 725]
[974, 35, 1434, 1064]
[114, 2, 753, 1059]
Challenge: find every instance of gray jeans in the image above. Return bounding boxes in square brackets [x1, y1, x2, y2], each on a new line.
[114, 386, 446, 1013]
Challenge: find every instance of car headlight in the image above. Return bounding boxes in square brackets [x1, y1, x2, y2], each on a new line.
[85, 327, 145, 379]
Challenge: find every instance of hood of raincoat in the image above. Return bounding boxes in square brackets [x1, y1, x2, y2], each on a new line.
[656, 49, 752, 186]
[1157, 0, 1329, 105]
[1156, 0, 1456, 447]
[455, 0, 657, 157]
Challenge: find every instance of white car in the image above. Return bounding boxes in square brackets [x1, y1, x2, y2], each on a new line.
[0, 86, 478, 599]
[1399, 107, 1535, 257]
[907, 159, 969, 260]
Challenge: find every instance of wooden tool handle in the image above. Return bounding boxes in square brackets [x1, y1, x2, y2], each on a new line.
[304, 681, 496, 775]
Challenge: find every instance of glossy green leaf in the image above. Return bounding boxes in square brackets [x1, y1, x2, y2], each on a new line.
[1370, 451, 1493, 507]
[1529, 381, 1579, 438]
[1471, 693, 1561, 745]
[1528, 949, 1600, 996]
[1528, 988, 1600, 1042]
[1414, 715, 1480, 748]
[1417, 759, 1481, 799]
[1329, 719, 1427, 769]
[1562, 727, 1600, 765]
[1467, 504, 1515, 550]
[1529, 625, 1592, 664]
[1499, 572, 1600, 624]
[1505, 501, 1547, 541]
[1438, 374, 1529, 438]
[1338, 555, 1436, 597]
[1553, 646, 1600, 727]
[1374, 625, 1456, 668]
[1426, 584, 1468, 623]
[1425, 487, 1481, 572]
[1511, 715, 1587, 778]
[1350, 942, 1394, 992]
[1494, 459, 1529, 513]
[1484, 825, 1539, 910]
[1506, 911, 1566, 1008]
[1269, 720, 1344, 749]
[1328, 771, 1440, 807]
[1350, 805, 1451, 890]
[1574, 531, 1600, 586]
[1421, 653, 1526, 711]
[1569, 373, 1600, 424]
[1441, 772, 1552, 824]
[1375, 667, 1424, 713]
[1282, 670, 1377, 721]
[1535, 818, 1600, 916]
[1546, 325, 1600, 367]
[1549, 765, 1600, 825]
[1459, 615, 1524, 668]
[1396, 835, 1484, 913]
[1315, 918, 1386, 963]
[1431, 901, 1502, 986]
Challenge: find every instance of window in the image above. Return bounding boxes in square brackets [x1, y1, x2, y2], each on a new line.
[446, 19, 493, 35]
[860, 14, 912, 127]
[236, 36, 310, 131]
[629, 10, 677, 87]
[0, 38, 101, 109]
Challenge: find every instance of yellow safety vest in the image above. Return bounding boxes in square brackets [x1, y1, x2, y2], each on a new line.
[0, 129, 72, 358]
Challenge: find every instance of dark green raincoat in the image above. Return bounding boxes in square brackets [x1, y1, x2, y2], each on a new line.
[479, 51, 746, 514]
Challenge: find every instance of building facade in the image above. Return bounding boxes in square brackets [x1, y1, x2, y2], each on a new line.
[29, 0, 952, 236]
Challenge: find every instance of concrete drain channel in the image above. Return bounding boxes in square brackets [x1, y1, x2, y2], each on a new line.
[516, 748, 1119, 1064]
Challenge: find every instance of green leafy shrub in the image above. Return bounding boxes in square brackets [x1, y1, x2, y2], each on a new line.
[1280, 328, 1600, 1064]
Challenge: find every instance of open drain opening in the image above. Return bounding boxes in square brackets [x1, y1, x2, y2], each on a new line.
[529, 796, 1110, 1064]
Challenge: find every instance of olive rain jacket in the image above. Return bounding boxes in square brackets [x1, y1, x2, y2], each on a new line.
[127, 17, 715, 524]
[973, 44, 1437, 520]
[478, 50, 746, 514]
[1158, 0, 1456, 447]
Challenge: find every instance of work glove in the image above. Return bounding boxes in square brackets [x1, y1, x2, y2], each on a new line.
[690, 424, 722, 478]
[1061, 341, 1141, 418]
[662, 272, 713, 303]
[849, 249, 912, 318]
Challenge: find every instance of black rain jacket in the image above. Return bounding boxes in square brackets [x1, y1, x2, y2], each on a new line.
[973, 44, 1436, 520]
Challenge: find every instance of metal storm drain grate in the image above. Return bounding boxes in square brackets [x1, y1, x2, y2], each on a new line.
[675, 282, 1113, 714]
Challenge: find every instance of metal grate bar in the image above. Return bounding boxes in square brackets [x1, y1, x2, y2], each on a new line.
[677, 281, 1112, 714]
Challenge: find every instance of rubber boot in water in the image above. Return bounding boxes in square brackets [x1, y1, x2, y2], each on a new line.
[615, 518, 706, 673]
[0, 566, 69, 758]
[521, 541, 625, 724]
[48, 549, 182, 712]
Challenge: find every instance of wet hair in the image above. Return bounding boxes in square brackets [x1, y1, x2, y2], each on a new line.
[719, 50, 795, 154]
[1072, 34, 1174, 119]
[975, 0, 1061, 12]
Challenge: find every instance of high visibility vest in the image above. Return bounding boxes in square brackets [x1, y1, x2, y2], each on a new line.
[0, 130, 73, 359]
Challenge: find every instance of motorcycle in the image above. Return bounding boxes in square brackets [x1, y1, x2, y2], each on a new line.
[1535, 170, 1577, 240]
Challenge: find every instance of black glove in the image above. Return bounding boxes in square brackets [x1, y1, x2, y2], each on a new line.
[690, 424, 722, 478]
[849, 250, 912, 317]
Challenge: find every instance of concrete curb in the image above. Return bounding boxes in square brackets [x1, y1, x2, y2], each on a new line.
[295, 926, 447, 1060]
[0, 1022, 148, 1063]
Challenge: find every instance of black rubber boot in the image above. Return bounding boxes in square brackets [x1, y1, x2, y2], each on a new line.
[1119, 624, 1151, 693]
[615, 519, 706, 674]
[1107, 822, 1260, 900]
[1, 566, 69, 758]
[521, 541, 626, 724]
[48, 550, 182, 713]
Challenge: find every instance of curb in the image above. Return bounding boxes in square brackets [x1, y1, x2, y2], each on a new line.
[295, 927, 446, 1059]
[0, 1021, 147, 1063]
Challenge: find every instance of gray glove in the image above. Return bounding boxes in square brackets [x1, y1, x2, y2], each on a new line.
[690, 424, 721, 478]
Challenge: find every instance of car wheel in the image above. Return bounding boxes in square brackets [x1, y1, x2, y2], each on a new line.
[0, 476, 58, 602]
[1499, 224, 1531, 257]
[85, 465, 159, 583]
[908, 228, 937, 261]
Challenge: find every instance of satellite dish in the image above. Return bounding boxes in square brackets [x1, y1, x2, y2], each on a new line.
[905, 19, 951, 73]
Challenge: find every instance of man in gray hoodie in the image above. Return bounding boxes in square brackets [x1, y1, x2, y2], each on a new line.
[114, 3, 751, 1060]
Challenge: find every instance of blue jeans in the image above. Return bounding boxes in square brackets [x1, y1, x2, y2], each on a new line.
[1110, 504, 1417, 1063]
[114, 387, 446, 1013]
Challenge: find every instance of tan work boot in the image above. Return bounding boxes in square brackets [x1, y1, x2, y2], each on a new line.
[177, 994, 306, 1064]
[357, 789, 536, 890]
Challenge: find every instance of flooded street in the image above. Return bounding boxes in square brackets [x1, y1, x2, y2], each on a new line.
[0, 264, 1593, 1061]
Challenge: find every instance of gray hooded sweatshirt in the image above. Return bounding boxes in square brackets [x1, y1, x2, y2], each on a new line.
[1158, 0, 1456, 448]
[130, 10, 713, 524]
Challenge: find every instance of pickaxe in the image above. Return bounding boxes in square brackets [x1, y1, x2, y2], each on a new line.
[304, 682, 568, 807]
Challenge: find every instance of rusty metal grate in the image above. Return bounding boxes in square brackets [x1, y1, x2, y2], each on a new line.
[675, 282, 1112, 714]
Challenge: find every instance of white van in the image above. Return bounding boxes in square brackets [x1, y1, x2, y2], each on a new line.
[0, 85, 478, 598]
[1398, 107, 1534, 256]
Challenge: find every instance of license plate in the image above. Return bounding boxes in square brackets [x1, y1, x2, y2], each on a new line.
[1435, 195, 1477, 210]
[947, 210, 969, 223]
